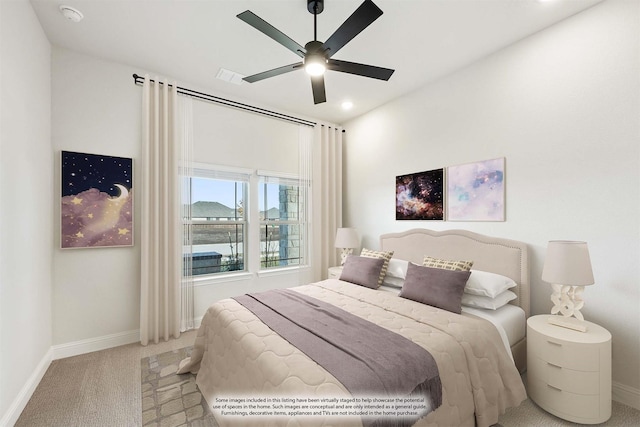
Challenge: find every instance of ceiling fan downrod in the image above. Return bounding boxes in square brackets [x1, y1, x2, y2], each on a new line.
[308, 0, 324, 42]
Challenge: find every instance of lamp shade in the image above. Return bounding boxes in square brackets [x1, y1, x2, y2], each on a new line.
[542, 240, 595, 286]
[334, 228, 359, 249]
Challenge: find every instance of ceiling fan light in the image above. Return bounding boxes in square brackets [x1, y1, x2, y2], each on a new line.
[305, 63, 326, 76]
[304, 55, 327, 76]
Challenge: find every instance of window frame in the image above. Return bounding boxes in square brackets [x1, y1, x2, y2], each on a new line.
[184, 164, 251, 277]
[183, 164, 309, 280]
[257, 171, 308, 271]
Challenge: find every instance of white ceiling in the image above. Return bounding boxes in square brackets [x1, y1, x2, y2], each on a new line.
[31, 0, 601, 124]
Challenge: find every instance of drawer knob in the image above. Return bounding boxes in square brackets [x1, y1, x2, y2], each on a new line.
[547, 362, 562, 369]
[547, 340, 562, 347]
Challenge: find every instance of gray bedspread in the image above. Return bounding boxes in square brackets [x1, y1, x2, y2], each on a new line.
[233, 289, 442, 427]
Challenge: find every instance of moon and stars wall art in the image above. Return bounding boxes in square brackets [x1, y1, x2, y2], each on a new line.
[61, 151, 133, 248]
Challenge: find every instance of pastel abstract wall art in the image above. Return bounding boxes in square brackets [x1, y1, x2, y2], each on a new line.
[447, 157, 505, 221]
[396, 168, 444, 220]
[61, 151, 133, 248]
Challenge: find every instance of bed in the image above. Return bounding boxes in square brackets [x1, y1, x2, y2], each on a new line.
[178, 228, 529, 427]
[379, 228, 530, 373]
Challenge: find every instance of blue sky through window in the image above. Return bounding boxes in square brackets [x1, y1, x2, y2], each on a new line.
[191, 178, 279, 210]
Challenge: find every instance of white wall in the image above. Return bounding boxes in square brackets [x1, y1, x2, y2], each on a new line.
[0, 0, 53, 423]
[51, 48, 142, 347]
[343, 0, 640, 402]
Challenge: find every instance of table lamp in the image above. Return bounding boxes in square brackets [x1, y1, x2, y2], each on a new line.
[334, 228, 359, 265]
[541, 240, 595, 332]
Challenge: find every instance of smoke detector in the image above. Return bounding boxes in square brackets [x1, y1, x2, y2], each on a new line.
[59, 5, 84, 23]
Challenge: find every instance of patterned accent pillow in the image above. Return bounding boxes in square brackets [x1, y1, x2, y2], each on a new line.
[423, 256, 473, 272]
[360, 248, 394, 287]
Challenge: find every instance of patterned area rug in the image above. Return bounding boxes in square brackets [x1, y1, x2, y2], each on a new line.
[141, 347, 218, 427]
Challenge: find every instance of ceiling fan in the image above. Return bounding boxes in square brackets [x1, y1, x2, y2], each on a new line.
[237, 0, 395, 105]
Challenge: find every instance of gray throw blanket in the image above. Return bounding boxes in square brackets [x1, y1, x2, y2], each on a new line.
[233, 289, 442, 427]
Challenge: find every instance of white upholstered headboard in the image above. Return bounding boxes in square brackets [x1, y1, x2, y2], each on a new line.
[380, 228, 530, 318]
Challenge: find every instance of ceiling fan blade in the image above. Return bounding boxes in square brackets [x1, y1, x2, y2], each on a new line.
[237, 10, 305, 58]
[244, 62, 304, 83]
[322, 0, 383, 58]
[328, 59, 394, 80]
[310, 76, 326, 104]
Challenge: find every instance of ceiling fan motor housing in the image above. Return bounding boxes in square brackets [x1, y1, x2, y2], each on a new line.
[304, 41, 327, 60]
[307, 0, 324, 14]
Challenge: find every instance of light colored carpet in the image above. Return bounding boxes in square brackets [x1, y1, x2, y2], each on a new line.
[499, 398, 640, 426]
[15, 332, 640, 426]
[15, 331, 198, 427]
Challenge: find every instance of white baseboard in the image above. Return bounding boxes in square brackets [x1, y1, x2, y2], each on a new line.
[613, 381, 640, 410]
[0, 347, 52, 427]
[52, 329, 140, 360]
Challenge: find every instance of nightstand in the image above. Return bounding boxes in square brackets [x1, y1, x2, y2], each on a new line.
[328, 266, 343, 279]
[527, 314, 611, 424]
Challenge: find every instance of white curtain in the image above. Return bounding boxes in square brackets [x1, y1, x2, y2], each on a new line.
[299, 126, 312, 282]
[140, 75, 182, 345]
[179, 96, 195, 332]
[311, 125, 343, 281]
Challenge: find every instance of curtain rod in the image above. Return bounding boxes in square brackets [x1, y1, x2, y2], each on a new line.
[132, 74, 317, 128]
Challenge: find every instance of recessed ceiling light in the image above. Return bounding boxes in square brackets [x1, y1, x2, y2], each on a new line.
[59, 5, 84, 23]
[341, 101, 353, 110]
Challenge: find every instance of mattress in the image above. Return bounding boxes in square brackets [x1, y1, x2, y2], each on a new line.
[462, 304, 526, 348]
[379, 284, 526, 356]
[179, 280, 527, 427]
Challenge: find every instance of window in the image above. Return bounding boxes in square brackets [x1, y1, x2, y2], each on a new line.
[259, 174, 307, 270]
[183, 167, 308, 277]
[184, 168, 249, 276]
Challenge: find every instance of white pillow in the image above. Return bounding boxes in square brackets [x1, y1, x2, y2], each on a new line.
[464, 270, 517, 298]
[381, 276, 405, 288]
[386, 258, 409, 279]
[461, 290, 517, 310]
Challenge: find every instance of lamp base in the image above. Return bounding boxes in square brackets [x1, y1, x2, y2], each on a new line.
[340, 248, 353, 265]
[547, 315, 588, 332]
[550, 284, 586, 320]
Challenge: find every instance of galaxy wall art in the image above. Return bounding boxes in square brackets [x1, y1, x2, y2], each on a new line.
[447, 157, 505, 221]
[61, 151, 133, 248]
[396, 168, 444, 220]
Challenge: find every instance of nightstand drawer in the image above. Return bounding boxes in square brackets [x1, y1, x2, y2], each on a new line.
[529, 328, 599, 371]
[529, 355, 599, 395]
[529, 377, 600, 421]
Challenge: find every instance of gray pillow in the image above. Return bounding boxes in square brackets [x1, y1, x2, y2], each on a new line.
[339, 255, 385, 289]
[399, 263, 471, 314]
